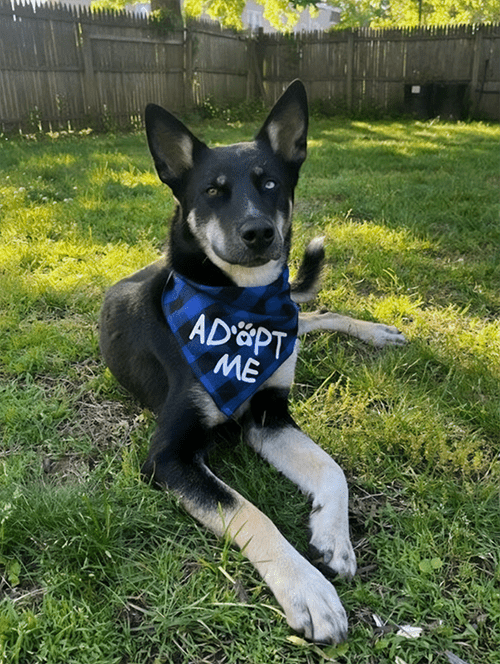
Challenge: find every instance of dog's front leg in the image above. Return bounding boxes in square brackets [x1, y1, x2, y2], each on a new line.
[245, 389, 357, 580]
[299, 310, 406, 347]
[186, 474, 349, 644]
[143, 403, 348, 644]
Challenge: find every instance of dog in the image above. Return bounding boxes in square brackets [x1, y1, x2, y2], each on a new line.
[99, 80, 406, 644]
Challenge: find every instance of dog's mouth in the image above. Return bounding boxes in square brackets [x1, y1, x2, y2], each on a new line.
[196, 214, 285, 274]
[211, 243, 281, 268]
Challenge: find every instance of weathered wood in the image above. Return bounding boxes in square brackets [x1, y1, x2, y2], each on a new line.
[0, 0, 499, 132]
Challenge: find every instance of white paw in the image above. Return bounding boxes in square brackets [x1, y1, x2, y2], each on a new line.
[309, 506, 357, 578]
[363, 323, 406, 348]
[271, 558, 348, 643]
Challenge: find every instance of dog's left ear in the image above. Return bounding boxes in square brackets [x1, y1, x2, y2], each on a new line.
[255, 79, 308, 170]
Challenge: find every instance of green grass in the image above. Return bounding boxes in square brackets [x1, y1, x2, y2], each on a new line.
[1, 117, 499, 664]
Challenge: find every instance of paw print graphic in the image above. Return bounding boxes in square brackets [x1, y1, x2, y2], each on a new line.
[231, 321, 256, 347]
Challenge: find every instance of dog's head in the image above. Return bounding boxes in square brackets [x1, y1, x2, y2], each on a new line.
[145, 81, 308, 286]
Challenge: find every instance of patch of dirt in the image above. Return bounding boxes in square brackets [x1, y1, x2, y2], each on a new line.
[56, 388, 141, 452]
[0, 580, 45, 609]
[32, 362, 149, 484]
[42, 453, 94, 483]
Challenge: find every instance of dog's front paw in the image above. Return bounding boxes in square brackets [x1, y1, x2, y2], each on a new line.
[367, 323, 406, 348]
[309, 505, 357, 579]
[271, 559, 348, 644]
[309, 534, 357, 579]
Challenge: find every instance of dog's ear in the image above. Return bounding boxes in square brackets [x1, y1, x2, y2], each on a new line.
[145, 104, 208, 193]
[255, 79, 308, 170]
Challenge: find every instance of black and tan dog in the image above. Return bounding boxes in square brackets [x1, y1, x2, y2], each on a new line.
[99, 80, 405, 643]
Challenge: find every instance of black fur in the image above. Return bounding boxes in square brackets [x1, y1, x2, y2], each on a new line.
[98, 79, 411, 644]
[100, 81, 310, 507]
[97, 80, 389, 644]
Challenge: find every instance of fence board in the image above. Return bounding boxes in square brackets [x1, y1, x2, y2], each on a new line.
[190, 21, 248, 105]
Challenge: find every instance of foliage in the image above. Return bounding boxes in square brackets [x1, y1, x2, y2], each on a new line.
[335, 0, 500, 28]
[91, 0, 320, 31]
[197, 95, 268, 122]
[1, 118, 499, 663]
[184, 0, 314, 30]
[91, 0, 309, 30]
[91, 0, 500, 30]
[91, 0, 127, 11]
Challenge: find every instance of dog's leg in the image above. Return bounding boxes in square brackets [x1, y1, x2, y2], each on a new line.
[299, 311, 406, 348]
[244, 389, 357, 580]
[143, 402, 348, 644]
[184, 470, 348, 644]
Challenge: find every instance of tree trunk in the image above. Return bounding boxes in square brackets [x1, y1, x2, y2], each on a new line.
[150, 0, 182, 23]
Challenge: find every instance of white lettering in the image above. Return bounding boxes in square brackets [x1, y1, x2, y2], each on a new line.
[189, 314, 289, 367]
[253, 326, 272, 356]
[213, 353, 241, 380]
[189, 314, 206, 344]
[207, 318, 231, 346]
[272, 331, 287, 359]
[241, 357, 260, 383]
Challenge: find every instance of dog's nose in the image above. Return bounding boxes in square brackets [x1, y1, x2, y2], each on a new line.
[240, 219, 275, 251]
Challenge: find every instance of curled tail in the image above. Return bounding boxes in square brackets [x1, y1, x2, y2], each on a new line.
[290, 236, 325, 303]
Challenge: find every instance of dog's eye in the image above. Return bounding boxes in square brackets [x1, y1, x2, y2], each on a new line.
[206, 186, 219, 197]
[264, 180, 276, 190]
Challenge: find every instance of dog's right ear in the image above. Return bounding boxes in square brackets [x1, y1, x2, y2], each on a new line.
[255, 79, 308, 171]
[145, 104, 208, 194]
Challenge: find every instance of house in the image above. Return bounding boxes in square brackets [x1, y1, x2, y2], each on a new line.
[243, 2, 339, 33]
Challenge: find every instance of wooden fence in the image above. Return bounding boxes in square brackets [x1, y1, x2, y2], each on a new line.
[259, 24, 500, 119]
[0, 2, 253, 131]
[0, 0, 498, 132]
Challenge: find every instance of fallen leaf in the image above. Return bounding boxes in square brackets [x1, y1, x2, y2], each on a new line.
[287, 635, 308, 646]
[396, 625, 423, 638]
[444, 651, 471, 664]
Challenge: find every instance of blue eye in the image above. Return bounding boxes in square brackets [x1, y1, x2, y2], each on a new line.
[264, 180, 276, 190]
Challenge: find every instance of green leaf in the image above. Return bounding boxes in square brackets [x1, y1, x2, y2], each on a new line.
[419, 557, 443, 573]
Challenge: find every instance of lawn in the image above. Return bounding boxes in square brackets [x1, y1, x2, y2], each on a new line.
[0, 114, 499, 664]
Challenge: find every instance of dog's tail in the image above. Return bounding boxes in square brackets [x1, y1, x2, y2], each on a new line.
[290, 236, 325, 303]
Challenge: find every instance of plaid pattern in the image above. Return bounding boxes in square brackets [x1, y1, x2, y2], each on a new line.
[162, 267, 299, 418]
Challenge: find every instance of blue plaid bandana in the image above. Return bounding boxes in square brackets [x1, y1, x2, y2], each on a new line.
[162, 267, 299, 418]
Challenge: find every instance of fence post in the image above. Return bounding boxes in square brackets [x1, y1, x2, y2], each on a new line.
[247, 29, 265, 102]
[184, 26, 194, 109]
[80, 22, 98, 120]
[470, 26, 483, 118]
[346, 29, 354, 112]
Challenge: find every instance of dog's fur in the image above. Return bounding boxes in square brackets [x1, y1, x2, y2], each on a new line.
[99, 81, 405, 644]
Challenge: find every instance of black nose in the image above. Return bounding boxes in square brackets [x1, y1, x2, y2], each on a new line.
[240, 219, 275, 251]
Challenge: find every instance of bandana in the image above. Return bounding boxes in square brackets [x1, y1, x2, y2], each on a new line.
[161, 267, 299, 418]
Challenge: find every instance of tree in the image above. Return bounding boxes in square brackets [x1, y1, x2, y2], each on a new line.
[91, 0, 314, 30]
[150, 0, 183, 22]
[92, 0, 500, 29]
[183, 0, 314, 30]
[334, 0, 500, 28]
[92, 0, 182, 23]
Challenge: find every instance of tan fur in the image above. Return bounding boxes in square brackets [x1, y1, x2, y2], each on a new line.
[298, 311, 406, 347]
[246, 424, 356, 579]
[181, 470, 348, 643]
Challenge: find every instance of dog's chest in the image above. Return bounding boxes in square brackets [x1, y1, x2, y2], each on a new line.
[190, 342, 299, 428]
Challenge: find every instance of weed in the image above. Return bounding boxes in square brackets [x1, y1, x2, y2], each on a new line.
[198, 96, 268, 123]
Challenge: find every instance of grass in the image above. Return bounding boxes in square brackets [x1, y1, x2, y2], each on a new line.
[0, 116, 499, 664]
